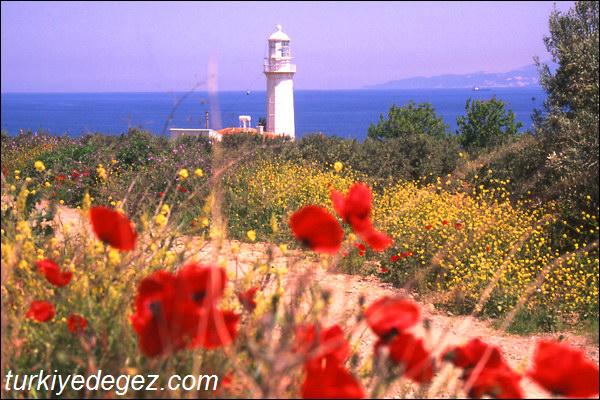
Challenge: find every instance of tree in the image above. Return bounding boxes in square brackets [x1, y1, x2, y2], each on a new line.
[533, 1, 598, 208]
[456, 96, 523, 150]
[535, 1, 598, 121]
[367, 100, 449, 140]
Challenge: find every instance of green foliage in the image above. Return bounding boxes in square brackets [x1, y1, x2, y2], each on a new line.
[367, 100, 449, 140]
[536, 1, 599, 119]
[530, 0, 599, 244]
[499, 308, 563, 336]
[456, 96, 523, 150]
[115, 128, 169, 169]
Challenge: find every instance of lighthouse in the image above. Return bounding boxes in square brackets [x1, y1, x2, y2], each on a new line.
[264, 25, 296, 139]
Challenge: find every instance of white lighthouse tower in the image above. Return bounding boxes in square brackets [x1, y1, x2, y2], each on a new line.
[263, 25, 296, 139]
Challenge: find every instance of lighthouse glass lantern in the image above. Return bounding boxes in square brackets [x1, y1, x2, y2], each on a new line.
[264, 25, 296, 139]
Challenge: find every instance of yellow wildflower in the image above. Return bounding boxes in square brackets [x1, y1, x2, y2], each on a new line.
[34, 161, 45, 172]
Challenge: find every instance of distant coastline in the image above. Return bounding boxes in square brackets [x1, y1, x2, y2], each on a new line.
[364, 62, 556, 90]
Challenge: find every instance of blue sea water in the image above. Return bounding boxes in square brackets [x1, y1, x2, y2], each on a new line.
[1, 88, 546, 140]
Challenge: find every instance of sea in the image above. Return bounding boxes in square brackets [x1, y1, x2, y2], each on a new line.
[0, 87, 546, 140]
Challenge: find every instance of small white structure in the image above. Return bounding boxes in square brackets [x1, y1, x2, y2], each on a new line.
[239, 115, 251, 129]
[170, 128, 220, 142]
[263, 25, 296, 140]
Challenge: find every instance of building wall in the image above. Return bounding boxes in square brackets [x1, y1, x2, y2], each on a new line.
[266, 73, 295, 139]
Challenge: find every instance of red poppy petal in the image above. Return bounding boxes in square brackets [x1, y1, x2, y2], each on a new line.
[176, 263, 227, 306]
[442, 338, 505, 370]
[295, 324, 350, 368]
[358, 227, 393, 252]
[290, 206, 344, 254]
[528, 341, 599, 398]
[302, 359, 365, 399]
[67, 314, 88, 334]
[365, 297, 420, 339]
[387, 332, 435, 383]
[194, 308, 239, 349]
[237, 287, 259, 312]
[89, 206, 137, 251]
[26, 301, 55, 322]
[330, 190, 346, 218]
[466, 365, 524, 399]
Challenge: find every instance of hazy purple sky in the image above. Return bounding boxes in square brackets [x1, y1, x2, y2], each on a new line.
[1, 1, 575, 92]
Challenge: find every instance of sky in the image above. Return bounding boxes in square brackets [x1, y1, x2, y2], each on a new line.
[1, 1, 576, 92]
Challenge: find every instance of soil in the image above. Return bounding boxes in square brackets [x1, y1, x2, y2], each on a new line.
[44, 202, 600, 398]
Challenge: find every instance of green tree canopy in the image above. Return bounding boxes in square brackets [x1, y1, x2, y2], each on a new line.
[367, 100, 449, 140]
[533, 1, 598, 207]
[456, 96, 523, 150]
[535, 1, 599, 121]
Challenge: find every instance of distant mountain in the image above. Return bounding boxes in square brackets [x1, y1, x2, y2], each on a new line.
[364, 62, 558, 90]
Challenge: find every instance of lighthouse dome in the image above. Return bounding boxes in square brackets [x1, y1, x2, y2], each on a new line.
[268, 25, 290, 41]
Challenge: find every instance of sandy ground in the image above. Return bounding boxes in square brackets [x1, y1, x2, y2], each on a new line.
[42, 202, 600, 398]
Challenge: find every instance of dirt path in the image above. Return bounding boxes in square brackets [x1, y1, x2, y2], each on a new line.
[49, 203, 600, 398]
[182, 237, 599, 399]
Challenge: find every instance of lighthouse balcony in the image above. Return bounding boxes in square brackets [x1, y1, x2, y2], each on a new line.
[263, 60, 296, 73]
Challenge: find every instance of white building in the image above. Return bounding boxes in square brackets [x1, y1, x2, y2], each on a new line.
[263, 25, 296, 139]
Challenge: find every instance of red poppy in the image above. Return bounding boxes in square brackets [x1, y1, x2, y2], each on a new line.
[527, 340, 599, 398]
[465, 365, 524, 399]
[331, 183, 371, 230]
[425, 224, 432, 230]
[130, 266, 238, 357]
[237, 287, 259, 312]
[455, 222, 462, 229]
[67, 314, 88, 334]
[365, 297, 420, 340]
[289, 206, 344, 255]
[190, 222, 195, 227]
[354, 243, 366, 252]
[159, 192, 164, 197]
[302, 358, 365, 399]
[89, 206, 137, 251]
[442, 220, 449, 225]
[176, 263, 227, 307]
[130, 271, 200, 357]
[375, 332, 435, 383]
[295, 324, 350, 369]
[26, 301, 55, 322]
[442, 338, 505, 370]
[330, 183, 392, 251]
[297, 324, 363, 399]
[191, 307, 239, 349]
[380, 267, 388, 273]
[443, 338, 523, 398]
[390, 255, 399, 262]
[214, 372, 233, 396]
[37, 259, 72, 287]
